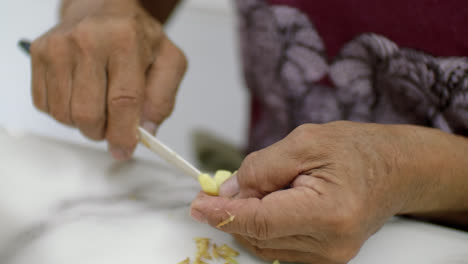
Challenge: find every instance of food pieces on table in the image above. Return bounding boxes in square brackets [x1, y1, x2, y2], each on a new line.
[198, 170, 234, 196]
[195, 237, 212, 263]
[216, 244, 240, 258]
[176, 237, 281, 264]
[178, 237, 241, 264]
[212, 244, 220, 259]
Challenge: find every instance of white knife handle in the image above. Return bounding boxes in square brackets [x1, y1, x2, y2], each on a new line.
[138, 127, 201, 179]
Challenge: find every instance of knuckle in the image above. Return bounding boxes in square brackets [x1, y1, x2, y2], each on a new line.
[242, 152, 259, 171]
[250, 209, 271, 240]
[71, 21, 97, 54]
[112, 18, 138, 44]
[72, 107, 104, 126]
[290, 124, 319, 142]
[109, 93, 141, 110]
[45, 33, 67, 50]
[239, 151, 260, 182]
[286, 124, 321, 160]
[161, 39, 189, 75]
[145, 18, 162, 39]
[44, 33, 70, 59]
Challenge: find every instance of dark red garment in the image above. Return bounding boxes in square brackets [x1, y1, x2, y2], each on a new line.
[267, 0, 468, 57]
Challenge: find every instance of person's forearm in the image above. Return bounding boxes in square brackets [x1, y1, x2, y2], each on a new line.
[389, 125, 468, 227]
[60, 0, 181, 24]
[406, 211, 468, 230]
[139, 0, 181, 23]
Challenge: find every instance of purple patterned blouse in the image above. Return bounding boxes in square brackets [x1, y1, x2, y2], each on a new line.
[234, 0, 468, 153]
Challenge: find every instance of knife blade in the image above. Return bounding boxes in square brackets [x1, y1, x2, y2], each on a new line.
[138, 127, 201, 179]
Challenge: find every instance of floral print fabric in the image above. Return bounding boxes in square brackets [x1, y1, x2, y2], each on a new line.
[235, 0, 468, 152]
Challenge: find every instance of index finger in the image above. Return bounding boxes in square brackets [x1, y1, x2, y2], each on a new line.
[106, 50, 146, 160]
[190, 187, 320, 240]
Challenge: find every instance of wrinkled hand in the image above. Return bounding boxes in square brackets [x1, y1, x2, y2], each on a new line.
[191, 122, 420, 263]
[30, 0, 187, 160]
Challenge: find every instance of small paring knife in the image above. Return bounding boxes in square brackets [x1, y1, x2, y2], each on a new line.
[138, 127, 201, 179]
[18, 39, 201, 180]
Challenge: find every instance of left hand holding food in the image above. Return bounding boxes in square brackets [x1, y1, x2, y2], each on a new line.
[191, 121, 468, 263]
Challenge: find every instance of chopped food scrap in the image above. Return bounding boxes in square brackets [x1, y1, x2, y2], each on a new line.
[218, 244, 240, 257]
[216, 211, 236, 228]
[194, 237, 212, 263]
[198, 170, 234, 196]
[273, 260, 280, 264]
[194, 237, 211, 243]
[212, 244, 220, 259]
[224, 256, 239, 264]
[178, 238, 241, 264]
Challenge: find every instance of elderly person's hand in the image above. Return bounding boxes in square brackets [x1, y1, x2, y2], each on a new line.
[191, 121, 468, 263]
[30, 0, 187, 160]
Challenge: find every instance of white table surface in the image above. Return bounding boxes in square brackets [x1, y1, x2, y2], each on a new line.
[0, 128, 467, 264]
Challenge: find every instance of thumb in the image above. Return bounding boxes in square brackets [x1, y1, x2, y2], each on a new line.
[190, 189, 313, 240]
[220, 136, 303, 199]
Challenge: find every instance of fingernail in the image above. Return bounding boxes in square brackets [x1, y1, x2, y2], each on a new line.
[142, 121, 158, 135]
[110, 146, 129, 161]
[219, 173, 240, 197]
[190, 208, 207, 223]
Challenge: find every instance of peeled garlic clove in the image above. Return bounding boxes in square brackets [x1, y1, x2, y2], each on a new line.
[198, 173, 219, 195]
[214, 170, 232, 188]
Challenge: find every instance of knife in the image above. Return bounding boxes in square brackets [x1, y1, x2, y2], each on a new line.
[138, 127, 201, 179]
[19, 40, 201, 179]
